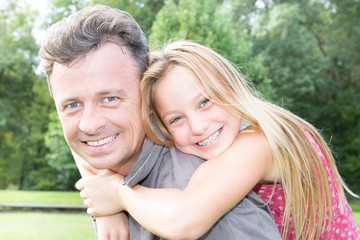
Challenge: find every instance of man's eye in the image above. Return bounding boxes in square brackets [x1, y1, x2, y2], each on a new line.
[169, 116, 183, 125]
[67, 102, 79, 109]
[104, 97, 117, 102]
[200, 98, 210, 108]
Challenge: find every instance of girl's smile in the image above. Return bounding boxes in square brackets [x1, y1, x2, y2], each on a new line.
[196, 128, 222, 146]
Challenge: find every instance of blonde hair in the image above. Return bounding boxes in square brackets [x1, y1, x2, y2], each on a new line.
[140, 40, 356, 239]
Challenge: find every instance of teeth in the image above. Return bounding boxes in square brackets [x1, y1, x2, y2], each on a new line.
[87, 134, 118, 147]
[197, 129, 221, 146]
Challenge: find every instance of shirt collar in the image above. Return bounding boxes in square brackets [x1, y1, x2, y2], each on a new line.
[120, 138, 165, 187]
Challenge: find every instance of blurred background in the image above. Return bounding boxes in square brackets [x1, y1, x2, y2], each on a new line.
[0, 0, 359, 238]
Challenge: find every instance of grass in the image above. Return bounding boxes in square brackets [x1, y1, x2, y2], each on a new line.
[354, 212, 360, 229]
[0, 190, 94, 240]
[0, 190, 83, 205]
[0, 212, 94, 240]
[349, 199, 360, 229]
[0, 190, 359, 238]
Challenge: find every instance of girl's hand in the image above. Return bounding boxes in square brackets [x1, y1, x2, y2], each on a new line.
[72, 149, 102, 177]
[76, 169, 124, 216]
[96, 213, 130, 240]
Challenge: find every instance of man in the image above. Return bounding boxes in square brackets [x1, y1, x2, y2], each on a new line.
[39, 4, 281, 240]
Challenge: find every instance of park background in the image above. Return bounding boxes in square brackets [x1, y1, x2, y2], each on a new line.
[0, 0, 359, 238]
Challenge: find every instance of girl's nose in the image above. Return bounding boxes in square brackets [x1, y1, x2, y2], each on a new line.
[188, 115, 209, 136]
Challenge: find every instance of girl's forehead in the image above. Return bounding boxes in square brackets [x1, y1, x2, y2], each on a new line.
[160, 66, 205, 90]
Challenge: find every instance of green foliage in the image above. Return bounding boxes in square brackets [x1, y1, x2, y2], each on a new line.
[44, 111, 81, 190]
[45, 112, 73, 171]
[327, 88, 360, 193]
[0, 0, 54, 190]
[47, 0, 164, 37]
[89, 0, 165, 37]
[149, 0, 274, 97]
[249, 1, 360, 193]
[150, 0, 246, 57]
[251, 3, 329, 119]
[46, 0, 89, 24]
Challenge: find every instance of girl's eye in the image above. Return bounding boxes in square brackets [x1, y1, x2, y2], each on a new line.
[169, 116, 183, 125]
[67, 102, 79, 109]
[200, 98, 210, 108]
[104, 97, 117, 102]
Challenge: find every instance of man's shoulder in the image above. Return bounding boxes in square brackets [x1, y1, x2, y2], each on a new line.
[141, 140, 205, 190]
[122, 138, 204, 188]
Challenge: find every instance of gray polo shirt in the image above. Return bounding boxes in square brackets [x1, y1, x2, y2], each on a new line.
[118, 139, 281, 239]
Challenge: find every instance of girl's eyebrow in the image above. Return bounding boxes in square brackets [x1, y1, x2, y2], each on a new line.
[158, 92, 204, 120]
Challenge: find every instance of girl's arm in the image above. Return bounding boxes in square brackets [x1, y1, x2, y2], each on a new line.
[72, 150, 130, 240]
[77, 131, 274, 239]
[96, 214, 129, 240]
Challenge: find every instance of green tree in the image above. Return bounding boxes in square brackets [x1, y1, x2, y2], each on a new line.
[44, 111, 80, 190]
[0, 0, 54, 189]
[321, 0, 360, 193]
[250, 0, 360, 193]
[149, 0, 274, 97]
[89, 0, 165, 37]
[251, 2, 329, 120]
[47, 0, 165, 37]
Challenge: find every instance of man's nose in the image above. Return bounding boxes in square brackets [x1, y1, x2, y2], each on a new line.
[188, 115, 208, 136]
[79, 106, 106, 135]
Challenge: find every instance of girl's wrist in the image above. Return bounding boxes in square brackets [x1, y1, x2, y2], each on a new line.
[118, 182, 129, 212]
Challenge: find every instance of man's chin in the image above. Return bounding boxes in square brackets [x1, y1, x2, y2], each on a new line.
[88, 161, 115, 170]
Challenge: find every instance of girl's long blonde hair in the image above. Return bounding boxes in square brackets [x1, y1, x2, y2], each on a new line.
[140, 40, 355, 239]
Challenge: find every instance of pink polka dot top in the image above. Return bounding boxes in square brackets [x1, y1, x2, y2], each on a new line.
[254, 131, 360, 239]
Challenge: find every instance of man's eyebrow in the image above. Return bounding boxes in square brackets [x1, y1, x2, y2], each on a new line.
[56, 97, 79, 111]
[58, 89, 127, 107]
[59, 97, 78, 106]
[97, 89, 126, 96]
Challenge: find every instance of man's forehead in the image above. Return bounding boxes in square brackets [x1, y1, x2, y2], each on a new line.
[51, 56, 140, 104]
[52, 43, 139, 71]
[51, 45, 141, 83]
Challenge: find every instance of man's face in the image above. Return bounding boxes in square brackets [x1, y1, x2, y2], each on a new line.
[51, 43, 145, 174]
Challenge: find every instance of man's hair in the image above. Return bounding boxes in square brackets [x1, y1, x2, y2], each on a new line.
[39, 4, 148, 92]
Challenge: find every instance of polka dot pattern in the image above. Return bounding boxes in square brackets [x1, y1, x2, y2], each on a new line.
[254, 132, 360, 239]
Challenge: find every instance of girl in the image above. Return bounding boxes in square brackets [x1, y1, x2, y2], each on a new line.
[77, 40, 359, 239]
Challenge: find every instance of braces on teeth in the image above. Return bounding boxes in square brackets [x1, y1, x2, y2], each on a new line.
[197, 129, 221, 146]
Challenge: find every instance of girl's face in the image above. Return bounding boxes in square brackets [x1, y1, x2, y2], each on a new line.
[154, 66, 241, 160]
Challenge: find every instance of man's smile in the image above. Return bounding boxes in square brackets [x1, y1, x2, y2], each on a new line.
[85, 134, 119, 147]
